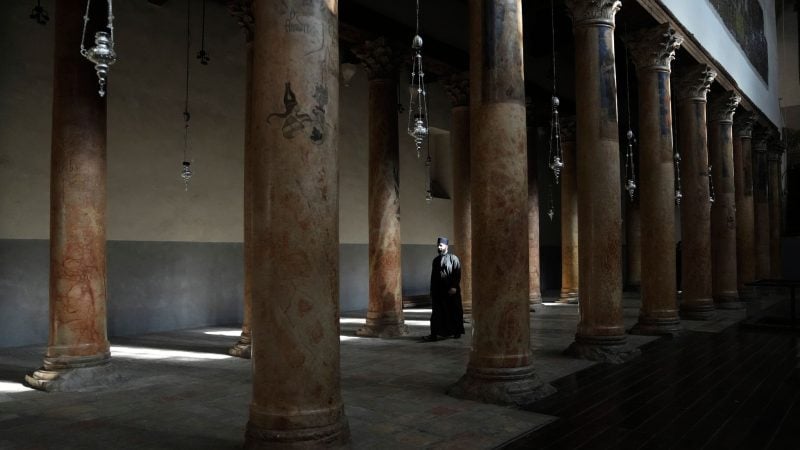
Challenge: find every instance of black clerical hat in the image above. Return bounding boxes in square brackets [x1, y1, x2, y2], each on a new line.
[437, 237, 449, 245]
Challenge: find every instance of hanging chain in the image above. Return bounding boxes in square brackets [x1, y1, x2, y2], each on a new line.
[407, 0, 429, 161]
[674, 152, 682, 205]
[80, 0, 92, 56]
[708, 165, 715, 203]
[181, 0, 193, 190]
[547, 0, 564, 183]
[623, 22, 636, 202]
[196, 0, 210, 65]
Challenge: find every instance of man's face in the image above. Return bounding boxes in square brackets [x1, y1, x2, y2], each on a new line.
[438, 243, 448, 255]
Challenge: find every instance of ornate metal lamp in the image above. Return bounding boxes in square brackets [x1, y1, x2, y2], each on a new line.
[407, 0, 429, 159]
[674, 152, 683, 205]
[80, 0, 116, 97]
[547, 0, 564, 183]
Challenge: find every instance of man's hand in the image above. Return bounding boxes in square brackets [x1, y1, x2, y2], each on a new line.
[448, 287, 457, 295]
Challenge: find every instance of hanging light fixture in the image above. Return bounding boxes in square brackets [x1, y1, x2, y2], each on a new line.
[674, 152, 682, 205]
[547, 183, 556, 221]
[707, 165, 715, 203]
[180, 0, 193, 190]
[425, 153, 433, 203]
[30, 1, 49, 25]
[407, 0, 429, 159]
[80, 0, 116, 97]
[547, 0, 564, 183]
[196, 0, 210, 65]
[622, 30, 637, 202]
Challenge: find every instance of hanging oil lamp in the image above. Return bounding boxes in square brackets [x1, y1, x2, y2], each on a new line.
[80, 0, 116, 97]
[624, 130, 637, 201]
[674, 153, 683, 205]
[407, 0, 429, 159]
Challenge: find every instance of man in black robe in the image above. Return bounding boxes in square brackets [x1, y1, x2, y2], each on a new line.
[423, 237, 465, 341]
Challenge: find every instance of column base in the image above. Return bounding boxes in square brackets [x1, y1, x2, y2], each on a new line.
[356, 322, 409, 338]
[564, 334, 641, 364]
[680, 300, 716, 320]
[630, 315, 682, 336]
[245, 414, 350, 449]
[558, 291, 579, 304]
[24, 355, 120, 393]
[229, 335, 252, 359]
[447, 364, 555, 407]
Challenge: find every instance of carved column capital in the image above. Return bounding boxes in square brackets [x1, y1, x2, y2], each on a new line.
[443, 72, 469, 107]
[228, 0, 254, 42]
[560, 116, 577, 143]
[733, 111, 756, 138]
[708, 92, 742, 123]
[752, 128, 774, 153]
[352, 37, 400, 81]
[625, 24, 683, 72]
[673, 64, 716, 102]
[565, 0, 622, 27]
[768, 138, 786, 161]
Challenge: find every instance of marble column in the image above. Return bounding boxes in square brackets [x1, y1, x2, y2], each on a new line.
[768, 140, 785, 278]
[444, 72, 473, 318]
[228, 0, 254, 359]
[626, 24, 683, 335]
[353, 38, 408, 338]
[559, 117, 579, 304]
[753, 131, 771, 280]
[526, 102, 543, 309]
[625, 201, 642, 290]
[448, 0, 553, 405]
[708, 92, 743, 309]
[733, 112, 756, 295]
[674, 64, 716, 320]
[246, 1, 349, 447]
[563, 0, 638, 363]
[25, 0, 113, 392]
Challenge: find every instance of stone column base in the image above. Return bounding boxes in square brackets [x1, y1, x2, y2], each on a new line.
[24, 358, 121, 393]
[245, 415, 350, 449]
[630, 315, 682, 336]
[558, 291, 579, 304]
[680, 301, 716, 320]
[229, 335, 252, 359]
[447, 364, 555, 406]
[564, 334, 641, 364]
[356, 322, 409, 338]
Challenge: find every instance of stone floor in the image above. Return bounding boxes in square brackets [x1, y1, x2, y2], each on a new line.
[0, 293, 752, 449]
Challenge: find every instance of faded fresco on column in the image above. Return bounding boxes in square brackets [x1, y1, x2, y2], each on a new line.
[708, 0, 768, 81]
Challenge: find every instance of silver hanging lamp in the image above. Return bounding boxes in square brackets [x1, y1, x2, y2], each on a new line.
[407, 0, 429, 159]
[707, 165, 715, 204]
[547, 0, 564, 183]
[80, 0, 116, 97]
[622, 32, 637, 202]
[674, 152, 683, 205]
[180, 0, 193, 190]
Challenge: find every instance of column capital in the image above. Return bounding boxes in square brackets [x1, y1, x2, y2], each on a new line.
[228, 0, 254, 42]
[768, 138, 786, 161]
[626, 24, 683, 72]
[733, 111, 756, 138]
[753, 128, 774, 152]
[443, 72, 469, 107]
[560, 116, 577, 143]
[673, 64, 716, 102]
[353, 37, 400, 81]
[708, 92, 742, 123]
[565, 0, 622, 27]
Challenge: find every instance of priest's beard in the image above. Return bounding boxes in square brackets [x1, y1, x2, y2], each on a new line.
[438, 248, 447, 255]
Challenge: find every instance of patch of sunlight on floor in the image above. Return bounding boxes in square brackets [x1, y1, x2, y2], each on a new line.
[203, 330, 242, 337]
[543, 302, 574, 306]
[339, 318, 367, 324]
[341, 318, 428, 327]
[0, 381, 34, 393]
[111, 346, 232, 361]
[339, 336, 363, 341]
[404, 308, 432, 313]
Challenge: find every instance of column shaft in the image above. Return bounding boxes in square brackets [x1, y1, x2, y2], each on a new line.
[26, 0, 111, 392]
[626, 203, 642, 289]
[527, 117, 542, 308]
[753, 137, 771, 279]
[247, 1, 349, 447]
[768, 146, 784, 278]
[559, 120, 579, 304]
[733, 114, 755, 293]
[708, 93, 743, 309]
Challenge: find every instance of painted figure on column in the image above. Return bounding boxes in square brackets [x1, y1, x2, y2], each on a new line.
[424, 237, 465, 341]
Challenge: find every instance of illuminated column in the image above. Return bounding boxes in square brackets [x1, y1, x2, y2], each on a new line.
[768, 140, 785, 278]
[563, 0, 638, 362]
[526, 101, 542, 308]
[753, 131, 771, 280]
[559, 117, 579, 304]
[708, 92, 742, 309]
[25, 0, 112, 392]
[246, 1, 349, 447]
[354, 38, 408, 338]
[674, 64, 716, 320]
[626, 202, 642, 290]
[228, 0, 254, 359]
[733, 112, 756, 296]
[627, 24, 682, 335]
[444, 72, 473, 318]
[449, 0, 554, 405]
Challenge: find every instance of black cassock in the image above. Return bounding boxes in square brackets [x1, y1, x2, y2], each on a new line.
[429, 252, 465, 337]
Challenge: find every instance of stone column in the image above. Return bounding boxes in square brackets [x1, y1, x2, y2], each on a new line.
[25, 0, 113, 392]
[353, 38, 407, 338]
[625, 201, 642, 290]
[708, 92, 743, 309]
[526, 101, 543, 309]
[768, 140, 785, 278]
[753, 131, 771, 280]
[559, 117, 579, 304]
[626, 24, 683, 335]
[444, 72, 473, 318]
[228, 0, 254, 359]
[674, 64, 716, 320]
[246, 1, 349, 447]
[563, 0, 638, 363]
[448, 0, 553, 405]
[733, 112, 756, 295]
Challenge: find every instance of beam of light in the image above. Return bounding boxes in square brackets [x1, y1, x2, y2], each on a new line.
[542, 302, 575, 306]
[0, 381, 34, 393]
[339, 336, 362, 341]
[203, 330, 242, 337]
[339, 318, 429, 326]
[111, 346, 231, 361]
[404, 308, 432, 313]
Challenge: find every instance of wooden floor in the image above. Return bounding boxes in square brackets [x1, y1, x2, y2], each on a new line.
[503, 323, 800, 450]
